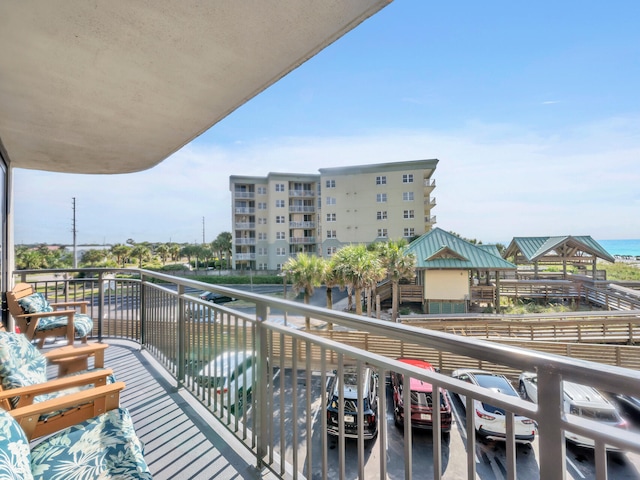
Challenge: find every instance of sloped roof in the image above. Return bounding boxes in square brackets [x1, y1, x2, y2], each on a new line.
[406, 228, 516, 270]
[503, 236, 615, 263]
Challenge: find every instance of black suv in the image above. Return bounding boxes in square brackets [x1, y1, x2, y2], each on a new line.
[326, 365, 379, 440]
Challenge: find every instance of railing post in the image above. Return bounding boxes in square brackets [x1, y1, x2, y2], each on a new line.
[537, 369, 566, 479]
[255, 301, 269, 469]
[176, 284, 186, 388]
[97, 271, 104, 342]
[139, 274, 146, 346]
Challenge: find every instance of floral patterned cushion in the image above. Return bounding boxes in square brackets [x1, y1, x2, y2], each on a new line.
[0, 332, 114, 412]
[0, 408, 34, 480]
[30, 407, 152, 480]
[17, 293, 53, 314]
[37, 313, 94, 338]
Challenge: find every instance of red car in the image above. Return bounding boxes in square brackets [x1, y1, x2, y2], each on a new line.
[391, 358, 452, 432]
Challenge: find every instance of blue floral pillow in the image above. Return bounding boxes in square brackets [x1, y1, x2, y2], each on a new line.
[17, 293, 53, 314]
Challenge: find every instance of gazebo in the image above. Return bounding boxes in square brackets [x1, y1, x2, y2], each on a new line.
[503, 236, 615, 279]
[405, 228, 516, 313]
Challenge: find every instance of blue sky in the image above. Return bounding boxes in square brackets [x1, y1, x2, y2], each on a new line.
[14, 1, 640, 245]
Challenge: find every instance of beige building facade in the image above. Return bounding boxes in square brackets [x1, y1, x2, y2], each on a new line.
[229, 159, 437, 270]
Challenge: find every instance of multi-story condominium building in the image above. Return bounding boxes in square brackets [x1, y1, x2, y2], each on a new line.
[229, 159, 437, 270]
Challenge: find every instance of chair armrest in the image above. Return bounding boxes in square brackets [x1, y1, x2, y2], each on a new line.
[44, 343, 108, 369]
[0, 369, 114, 407]
[14, 309, 76, 319]
[50, 300, 89, 314]
[9, 381, 126, 440]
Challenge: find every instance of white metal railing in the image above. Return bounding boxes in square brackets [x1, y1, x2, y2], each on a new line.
[235, 238, 256, 245]
[234, 191, 255, 199]
[235, 222, 255, 229]
[12, 268, 640, 480]
[289, 206, 315, 213]
[289, 221, 315, 228]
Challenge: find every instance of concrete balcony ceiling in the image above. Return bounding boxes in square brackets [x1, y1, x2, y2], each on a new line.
[0, 1, 390, 174]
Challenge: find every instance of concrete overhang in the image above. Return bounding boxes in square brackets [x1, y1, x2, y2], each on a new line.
[0, 1, 390, 174]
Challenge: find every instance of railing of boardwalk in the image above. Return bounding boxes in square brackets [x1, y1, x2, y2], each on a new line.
[12, 268, 640, 480]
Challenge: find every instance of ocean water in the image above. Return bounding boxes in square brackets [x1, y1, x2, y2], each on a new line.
[597, 239, 640, 257]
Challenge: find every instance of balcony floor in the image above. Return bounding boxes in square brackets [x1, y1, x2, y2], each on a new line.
[47, 339, 275, 480]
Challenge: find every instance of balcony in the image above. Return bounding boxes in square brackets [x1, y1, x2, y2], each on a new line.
[289, 221, 316, 228]
[234, 207, 255, 214]
[424, 197, 436, 207]
[12, 268, 640, 480]
[289, 190, 316, 197]
[234, 191, 255, 199]
[235, 222, 256, 229]
[289, 237, 316, 244]
[289, 206, 315, 213]
[235, 238, 256, 245]
[234, 253, 256, 260]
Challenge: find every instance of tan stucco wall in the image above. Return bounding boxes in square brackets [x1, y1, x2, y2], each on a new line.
[423, 270, 469, 300]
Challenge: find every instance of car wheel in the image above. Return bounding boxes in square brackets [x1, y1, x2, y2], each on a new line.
[519, 381, 529, 401]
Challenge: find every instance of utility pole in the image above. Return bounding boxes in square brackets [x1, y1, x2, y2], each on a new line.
[72, 197, 77, 268]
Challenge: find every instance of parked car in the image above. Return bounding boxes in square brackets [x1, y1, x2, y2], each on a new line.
[390, 358, 452, 432]
[608, 393, 640, 419]
[199, 291, 235, 304]
[198, 350, 255, 412]
[518, 372, 627, 448]
[326, 365, 379, 441]
[451, 368, 537, 443]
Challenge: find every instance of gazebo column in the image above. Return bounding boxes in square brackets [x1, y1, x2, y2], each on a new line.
[563, 259, 567, 279]
[592, 257, 597, 279]
[534, 261, 539, 279]
[495, 271, 501, 313]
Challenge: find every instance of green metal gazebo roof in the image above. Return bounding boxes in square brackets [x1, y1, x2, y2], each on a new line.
[406, 228, 516, 270]
[503, 236, 615, 264]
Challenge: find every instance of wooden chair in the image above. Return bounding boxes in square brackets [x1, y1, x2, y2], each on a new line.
[0, 386, 152, 478]
[6, 282, 94, 347]
[0, 332, 114, 437]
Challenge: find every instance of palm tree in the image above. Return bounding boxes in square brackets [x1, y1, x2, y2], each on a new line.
[333, 244, 383, 316]
[155, 243, 170, 265]
[130, 245, 151, 268]
[110, 244, 131, 268]
[375, 239, 416, 322]
[282, 253, 325, 330]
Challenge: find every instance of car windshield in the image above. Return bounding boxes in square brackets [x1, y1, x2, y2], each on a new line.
[475, 374, 517, 397]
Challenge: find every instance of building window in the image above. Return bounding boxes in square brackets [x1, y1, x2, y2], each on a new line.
[276, 264, 283, 271]
[326, 197, 336, 205]
[258, 202, 267, 210]
[276, 247, 286, 256]
[258, 263, 267, 270]
[326, 230, 336, 239]
[404, 209, 415, 219]
[275, 183, 285, 192]
[377, 211, 387, 220]
[402, 174, 414, 183]
[377, 228, 388, 238]
[403, 192, 414, 201]
[326, 213, 336, 222]
[276, 216, 285, 224]
[404, 228, 415, 238]
[257, 186, 267, 194]
[326, 179, 335, 188]
[275, 199, 285, 208]
[376, 193, 387, 203]
[258, 218, 267, 225]
[258, 247, 266, 255]
[276, 231, 285, 240]
[326, 247, 337, 255]
[376, 175, 387, 185]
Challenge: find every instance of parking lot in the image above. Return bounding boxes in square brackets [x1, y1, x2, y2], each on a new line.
[241, 368, 640, 480]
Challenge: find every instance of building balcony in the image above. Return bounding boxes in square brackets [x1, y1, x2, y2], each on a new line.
[289, 206, 315, 213]
[234, 253, 256, 260]
[235, 238, 256, 245]
[289, 221, 316, 228]
[424, 215, 437, 225]
[234, 191, 255, 199]
[424, 197, 436, 207]
[235, 222, 255, 229]
[289, 237, 316, 244]
[288, 190, 316, 197]
[10, 268, 640, 480]
[234, 207, 255, 214]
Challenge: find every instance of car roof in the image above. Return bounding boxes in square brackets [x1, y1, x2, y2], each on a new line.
[563, 382, 614, 409]
[396, 358, 435, 392]
[199, 350, 255, 376]
[332, 365, 373, 399]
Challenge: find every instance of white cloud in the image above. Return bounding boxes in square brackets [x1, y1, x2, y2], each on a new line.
[14, 116, 640, 245]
